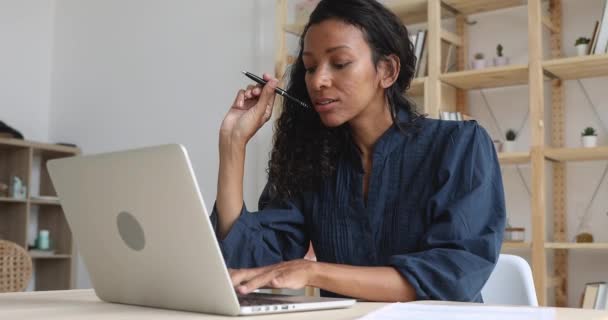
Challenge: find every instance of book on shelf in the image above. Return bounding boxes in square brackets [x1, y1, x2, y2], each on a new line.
[582, 282, 607, 310]
[589, 21, 600, 54]
[29, 249, 56, 257]
[593, 1, 608, 54]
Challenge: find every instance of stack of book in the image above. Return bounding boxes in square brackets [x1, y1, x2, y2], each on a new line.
[409, 30, 428, 78]
[581, 282, 607, 309]
[587, 2, 608, 54]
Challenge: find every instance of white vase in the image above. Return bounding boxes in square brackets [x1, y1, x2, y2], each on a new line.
[493, 56, 509, 66]
[471, 59, 486, 70]
[576, 44, 589, 56]
[502, 140, 515, 153]
[582, 135, 597, 148]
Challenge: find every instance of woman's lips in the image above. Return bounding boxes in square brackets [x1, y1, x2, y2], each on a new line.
[314, 99, 339, 113]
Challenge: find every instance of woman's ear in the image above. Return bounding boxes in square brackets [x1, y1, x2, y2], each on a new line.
[378, 54, 400, 89]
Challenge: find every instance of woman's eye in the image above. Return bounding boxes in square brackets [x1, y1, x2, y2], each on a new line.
[305, 66, 316, 73]
[334, 62, 351, 69]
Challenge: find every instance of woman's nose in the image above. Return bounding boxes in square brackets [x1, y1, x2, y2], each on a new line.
[308, 67, 331, 91]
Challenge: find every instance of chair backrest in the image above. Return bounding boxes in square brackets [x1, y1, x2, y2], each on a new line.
[0, 240, 33, 292]
[481, 254, 538, 306]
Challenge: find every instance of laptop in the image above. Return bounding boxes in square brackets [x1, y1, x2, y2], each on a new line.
[47, 144, 355, 316]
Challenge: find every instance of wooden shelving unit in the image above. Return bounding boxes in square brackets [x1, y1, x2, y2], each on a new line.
[545, 147, 608, 162]
[276, 0, 608, 307]
[0, 137, 79, 291]
[440, 64, 529, 90]
[498, 152, 531, 165]
[543, 54, 608, 80]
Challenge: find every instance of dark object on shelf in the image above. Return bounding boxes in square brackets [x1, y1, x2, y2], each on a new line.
[0, 121, 24, 139]
[576, 232, 594, 243]
[55, 142, 78, 148]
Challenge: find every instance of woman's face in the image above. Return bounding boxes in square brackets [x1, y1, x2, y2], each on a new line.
[302, 19, 386, 127]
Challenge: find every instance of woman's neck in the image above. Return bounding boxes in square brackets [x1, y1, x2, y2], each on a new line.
[349, 102, 393, 157]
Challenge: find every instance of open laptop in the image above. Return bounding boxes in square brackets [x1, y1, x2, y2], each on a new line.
[47, 144, 355, 316]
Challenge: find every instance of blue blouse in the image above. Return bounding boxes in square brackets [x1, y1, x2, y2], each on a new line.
[210, 114, 506, 302]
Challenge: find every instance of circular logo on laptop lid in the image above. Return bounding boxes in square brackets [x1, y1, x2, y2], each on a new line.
[117, 211, 146, 251]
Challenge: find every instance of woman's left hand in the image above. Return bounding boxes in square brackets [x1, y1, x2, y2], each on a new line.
[229, 259, 318, 295]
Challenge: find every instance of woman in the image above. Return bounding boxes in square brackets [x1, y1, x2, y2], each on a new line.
[212, 0, 505, 302]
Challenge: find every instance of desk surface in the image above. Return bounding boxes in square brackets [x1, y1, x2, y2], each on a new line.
[1, 289, 607, 320]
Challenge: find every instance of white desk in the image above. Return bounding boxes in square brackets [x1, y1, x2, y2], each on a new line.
[1, 290, 607, 320]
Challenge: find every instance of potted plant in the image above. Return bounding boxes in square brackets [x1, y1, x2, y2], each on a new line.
[494, 44, 509, 66]
[471, 52, 486, 69]
[581, 126, 598, 148]
[575, 37, 590, 56]
[503, 129, 516, 152]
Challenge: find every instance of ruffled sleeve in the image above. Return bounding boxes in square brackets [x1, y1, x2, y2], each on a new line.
[209, 184, 309, 268]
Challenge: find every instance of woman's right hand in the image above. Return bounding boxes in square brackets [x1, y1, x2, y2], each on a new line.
[220, 73, 278, 148]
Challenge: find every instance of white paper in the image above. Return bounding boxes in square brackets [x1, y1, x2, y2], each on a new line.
[357, 303, 556, 320]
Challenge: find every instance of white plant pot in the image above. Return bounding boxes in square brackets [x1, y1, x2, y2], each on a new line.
[471, 59, 486, 70]
[493, 56, 509, 66]
[502, 140, 515, 153]
[576, 44, 589, 56]
[582, 135, 597, 148]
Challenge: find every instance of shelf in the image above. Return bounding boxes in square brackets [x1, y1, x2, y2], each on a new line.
[545, 242, 608, 250]
[440, 64, 528, 90]
[544, 147, 608, 162]
[0, 196, 27, 203]
[543, 54, 608, 80]
[407, 77, 425, 96]
[502, 241, 531, 250]
[30, 197, 61, 206]
[285, 0, 525, 35]
[29, 253, 71, 259]
[498, 152, 530, 165]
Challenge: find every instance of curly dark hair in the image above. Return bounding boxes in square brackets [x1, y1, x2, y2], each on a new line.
[267, 0, 422, 200]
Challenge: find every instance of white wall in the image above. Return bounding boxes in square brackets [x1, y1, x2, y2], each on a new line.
[48, 0, 276, 289]
[0, 0, 54, 141]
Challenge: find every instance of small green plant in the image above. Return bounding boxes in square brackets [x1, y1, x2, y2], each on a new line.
[575, 37, 590, 46]
[496, 44, 504, 57]
[474, 52, 484, 60]
[506, 129, 517, 141]
[581, 127, 597, 137]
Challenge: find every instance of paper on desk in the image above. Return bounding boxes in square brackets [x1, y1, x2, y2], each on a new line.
[357, 303, 556, 320]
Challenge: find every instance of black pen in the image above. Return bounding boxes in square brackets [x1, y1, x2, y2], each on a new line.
[241, 71, 310, 109]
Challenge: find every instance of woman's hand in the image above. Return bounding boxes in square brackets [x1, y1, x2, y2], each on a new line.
[220, 73, 278, 148]
[228, 259, 317, 295]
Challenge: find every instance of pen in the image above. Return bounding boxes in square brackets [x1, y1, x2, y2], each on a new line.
[241, 71, 310, 109]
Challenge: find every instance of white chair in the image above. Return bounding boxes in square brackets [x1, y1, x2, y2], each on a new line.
[481, 254, 538, 306]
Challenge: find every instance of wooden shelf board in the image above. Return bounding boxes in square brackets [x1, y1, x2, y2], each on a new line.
[543, 54, 608, 80]
[545, 242, 608, 250]
[502, 241, 531, 250]
[30, 253, 71, 259]
[285, 0, 526, 35]
[0, 197, 27, 204]
[0, 137, 79, 155]
[30, 199, 61, 206]
[498, 152, 531, 165]
[440, 64, 529, 90]
[407, 77, 425, 96]
[544, 146, 608, 162]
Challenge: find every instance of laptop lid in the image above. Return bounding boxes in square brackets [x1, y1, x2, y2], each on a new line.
[48, 144, 242, 315]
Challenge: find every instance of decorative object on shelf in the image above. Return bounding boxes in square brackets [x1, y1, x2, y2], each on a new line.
[492, 140, 502, 153]
[504, 227, 525, 242]
[493, 44, 509, 66]
[575, 37, 591, 56]
[0, 120, 24, 139]
[471, 52, 486, 69]
[35, 230, 51, 251]
[503, 129, 517, 153]
[0, 182, 8, 197]
[581, 127, 598, 148]
[9, 176, 26, 199]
